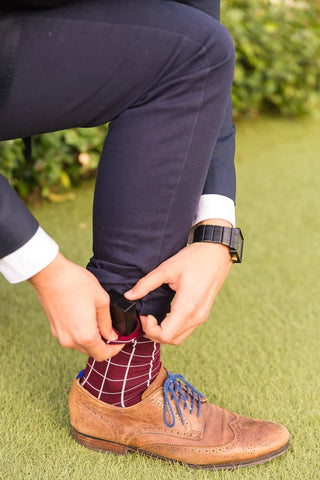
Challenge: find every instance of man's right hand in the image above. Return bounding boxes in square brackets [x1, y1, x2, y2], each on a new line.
[29, 252, 124, 361]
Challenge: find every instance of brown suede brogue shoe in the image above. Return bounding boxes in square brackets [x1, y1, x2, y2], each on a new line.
[69, 367, 290, 470]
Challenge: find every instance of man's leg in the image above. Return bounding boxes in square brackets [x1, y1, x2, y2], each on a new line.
[0, 2, 290, 468]
[0, 0, 234, 404]
[78, 0, 234, 406]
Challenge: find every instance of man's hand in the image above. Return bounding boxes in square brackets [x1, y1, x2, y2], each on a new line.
[29, 252, 124, 361]
[125, 221, 232, 345]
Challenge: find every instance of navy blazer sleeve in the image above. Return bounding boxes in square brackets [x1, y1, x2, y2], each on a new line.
[0, 16, 39, 259]
[0, 174, 39, 258]
[178, 0, 236, 202]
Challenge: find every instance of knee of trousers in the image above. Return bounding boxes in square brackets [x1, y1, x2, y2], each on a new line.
[127, 4, 236, 104]
[159, 1, 235, 71]
[165, 15, 235, 99]
[136, 19, 235, 114]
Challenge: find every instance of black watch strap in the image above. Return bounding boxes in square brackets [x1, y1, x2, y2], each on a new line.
[192, 225, 244, 263]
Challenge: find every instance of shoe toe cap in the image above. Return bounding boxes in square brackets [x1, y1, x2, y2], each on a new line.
[232, 414, 290, 462]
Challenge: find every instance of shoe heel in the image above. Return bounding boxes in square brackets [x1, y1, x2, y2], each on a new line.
[72, 427, 129, 455]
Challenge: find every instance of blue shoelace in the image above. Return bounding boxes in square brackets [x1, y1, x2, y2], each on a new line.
[163, 372, 205, 428]
[77, 369, 85, 379]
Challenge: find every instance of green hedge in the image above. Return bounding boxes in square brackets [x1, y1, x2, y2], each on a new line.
[0, 127, 107, 201]
[221, 0, 320, 116]
[1, 0, 319, 200]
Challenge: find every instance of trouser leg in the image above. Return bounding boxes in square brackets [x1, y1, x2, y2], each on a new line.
[0, 0, 235, 321]
[88, 9, 234, 320]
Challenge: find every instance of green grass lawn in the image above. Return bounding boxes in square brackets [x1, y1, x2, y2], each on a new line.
[0, 116, 319, 480]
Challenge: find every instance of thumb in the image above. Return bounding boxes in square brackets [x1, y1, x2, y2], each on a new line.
[124, 266, 167, 300]
[96, 303, 118, 342]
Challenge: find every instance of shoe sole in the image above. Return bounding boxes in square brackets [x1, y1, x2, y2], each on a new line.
[71, 427, 290, 471]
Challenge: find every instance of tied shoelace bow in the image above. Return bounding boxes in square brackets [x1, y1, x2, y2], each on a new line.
[163, 372, 205, 428]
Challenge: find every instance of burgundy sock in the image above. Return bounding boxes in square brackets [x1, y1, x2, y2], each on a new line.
[80, 335, 160, 407]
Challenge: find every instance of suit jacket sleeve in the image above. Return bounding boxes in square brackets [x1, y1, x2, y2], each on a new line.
[0, 174, 59, 283]
[202, 97, 236, 202]
[178, 0, 237, 226]
[0, 174, 39, 258]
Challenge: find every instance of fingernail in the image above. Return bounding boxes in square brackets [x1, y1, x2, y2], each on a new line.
[110, 330, 118, 341]
[125, 289, 134, 297]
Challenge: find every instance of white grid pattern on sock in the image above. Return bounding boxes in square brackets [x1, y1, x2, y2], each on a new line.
[120, 350, 157, 358]
[82, 339, 160, 407]
[105, 338, 152, 345]
[89, 359, 154, 370]
[112, 382, 157, 407]
[84, 375, 151, 396]
[81, 359, 96, 387]
[92, 370, 150, 383]
[120, 339, 137, 407]
[97, 357, 111, 400]
[147, 342, 157, 388]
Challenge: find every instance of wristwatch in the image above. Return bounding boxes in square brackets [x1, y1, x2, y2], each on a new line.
[192, 225, 244, 263]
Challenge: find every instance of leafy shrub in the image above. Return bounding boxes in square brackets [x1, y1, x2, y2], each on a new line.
[0, 0, 319, 200]
[221, 0, 320, 116]
[0, 126, 107, 201]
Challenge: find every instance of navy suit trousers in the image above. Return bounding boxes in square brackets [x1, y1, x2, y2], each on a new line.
[0, 0, 235, 320]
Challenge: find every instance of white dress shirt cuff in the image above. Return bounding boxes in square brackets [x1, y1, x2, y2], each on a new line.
[0, 227, 59, 284]
[188, 194, 236, 243]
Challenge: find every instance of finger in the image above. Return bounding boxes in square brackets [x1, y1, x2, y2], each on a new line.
[73, 344, 90, 356]
[84, 335, 115, 362]
[141, 287, 200, 344]
[124, 266, 169, 300]
[74, 339, 125, 361]
[104, 343, 126, 359]
[143, 318, 197, 346]
[140, 314, 184, 344]
[96, 301, 118, 342]
[156, 293, 197, 340]
[57, 335, 90, 356]
[140, 315, 163, 338]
